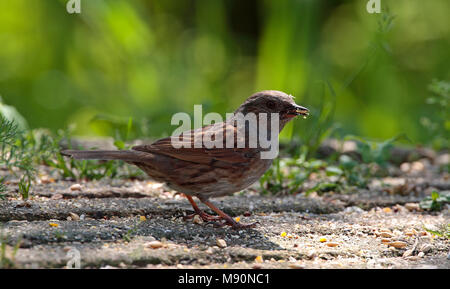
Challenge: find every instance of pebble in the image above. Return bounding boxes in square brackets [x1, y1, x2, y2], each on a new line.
[344, 206, 365, 214]
[193, 215, 203, 224]
[411, 161, 424, 172]
[69, 212, 80, 221]
[418, 252, 425, 258]
[326, 242, 339, 247]
[70, 184, 82, 191]
[216, 239, 227, 248]
[51, 193, 63, 200]
[420, 244, 432, 253]
[405, 203, 420, 212]
[400, 163, 411, 172]
[402, 249, 414, 258]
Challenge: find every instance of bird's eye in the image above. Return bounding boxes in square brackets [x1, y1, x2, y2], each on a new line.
[266, 100, 276, 109]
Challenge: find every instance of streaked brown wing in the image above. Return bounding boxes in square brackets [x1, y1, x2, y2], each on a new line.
[132, 123, 254, 165]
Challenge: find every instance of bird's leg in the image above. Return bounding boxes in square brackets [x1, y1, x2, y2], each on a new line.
[183, 195, 222, 222]
[198, 198, 258, 229]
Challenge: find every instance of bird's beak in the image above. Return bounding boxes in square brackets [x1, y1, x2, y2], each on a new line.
[285, 104, 309, 118]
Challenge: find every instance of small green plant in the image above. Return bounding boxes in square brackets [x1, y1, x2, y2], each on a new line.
[0, 115, 36, 199]
[345, 135, 407, 168]
[45, 117, 143, 181]
[420, 191, 450, 212]
[423, 224, 450, 240]
[123, 216, 146, 242]
[0, 178, 6, 200]
[0, 230, 21, 269]
[421, 79, 449, 151]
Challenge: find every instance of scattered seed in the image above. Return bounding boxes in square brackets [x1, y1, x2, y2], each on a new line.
[49, 223, 59, 227]
[254, 256, 264, 263]
[146, 241, 164, 249]
[387, 241, 407, 248]
[289, 263, 304, 269]
[404, 229, 418, 236]
[139, 215, 147, 222]
[235, 217, 241, 222]
[70, 184, 82, 191]
[280, 232, 287, 237]
[380, 232, 394, 238]
[382, 207, 392, 213]
[319, 237, 327, 243]
[40, 176, 55, 184]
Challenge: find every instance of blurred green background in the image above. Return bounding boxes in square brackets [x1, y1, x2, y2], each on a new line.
[0, 0, 448, 148]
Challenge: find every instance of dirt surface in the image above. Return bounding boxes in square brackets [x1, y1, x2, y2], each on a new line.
[0, 157, 449, 269]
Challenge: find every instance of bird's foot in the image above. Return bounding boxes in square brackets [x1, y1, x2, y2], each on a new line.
[183, 210, 222, 222]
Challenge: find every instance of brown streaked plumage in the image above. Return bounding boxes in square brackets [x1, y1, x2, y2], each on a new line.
[62, 90, 309, 228]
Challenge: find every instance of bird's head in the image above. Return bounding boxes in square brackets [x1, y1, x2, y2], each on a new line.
[235, 90, 309, 124]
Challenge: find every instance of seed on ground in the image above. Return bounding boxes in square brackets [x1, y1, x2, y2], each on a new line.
[380, 232, 394, 238]
[387, 241, 407, 249]
[254, 256, 264, 263]
[146, 241, 164, 249]
[70, 184, 82, 191]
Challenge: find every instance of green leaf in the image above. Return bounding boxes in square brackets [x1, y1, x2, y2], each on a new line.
[325, 166, 343, 176]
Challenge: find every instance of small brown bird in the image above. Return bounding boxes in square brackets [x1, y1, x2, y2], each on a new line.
[62, 90, 309, 228]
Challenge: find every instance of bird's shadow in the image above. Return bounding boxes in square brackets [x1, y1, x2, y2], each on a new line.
[134, 210, 284, 251]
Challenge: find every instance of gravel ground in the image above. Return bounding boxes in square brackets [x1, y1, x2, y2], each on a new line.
[0, 156, 449, 269]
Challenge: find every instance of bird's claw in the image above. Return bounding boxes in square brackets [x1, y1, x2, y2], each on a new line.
[183, 211, 223, 222]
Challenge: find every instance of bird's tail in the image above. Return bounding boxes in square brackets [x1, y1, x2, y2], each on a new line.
[61, 150, 148, 162]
